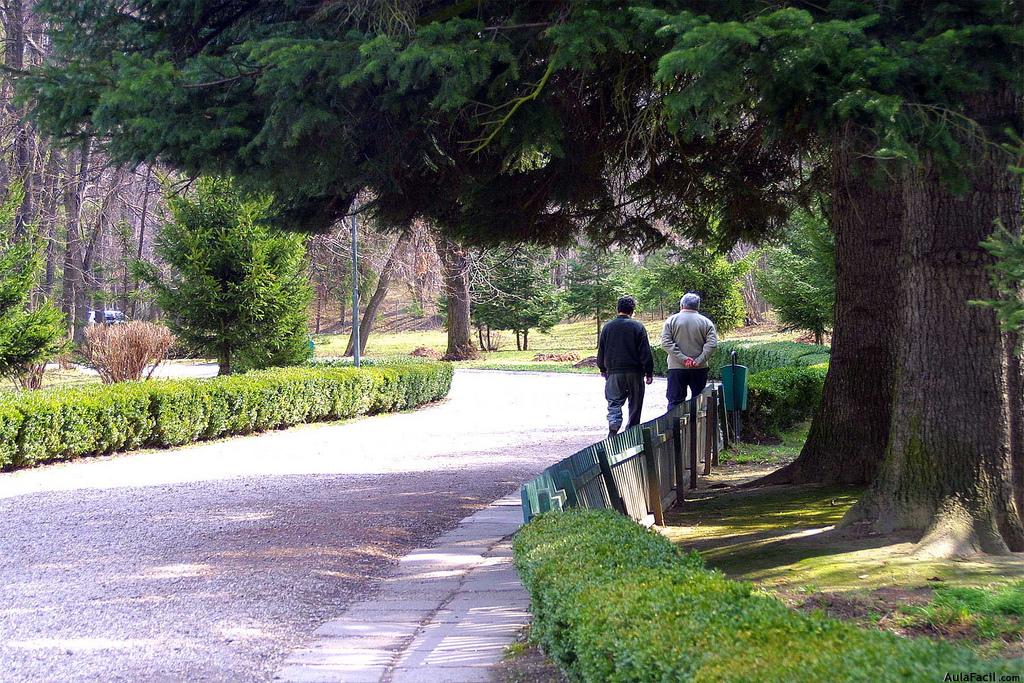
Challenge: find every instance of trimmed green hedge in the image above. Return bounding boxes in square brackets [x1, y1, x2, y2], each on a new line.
[514, 510, 1021, 682]
[706, 340, 830, 378]
[653, 341, 830, 438]
[746, 363, 828, 437]
[653, 340, 830, 378]
[0, 363, 453, 470]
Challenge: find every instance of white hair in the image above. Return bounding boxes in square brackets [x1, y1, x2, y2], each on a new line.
[681, 292, 701, 310]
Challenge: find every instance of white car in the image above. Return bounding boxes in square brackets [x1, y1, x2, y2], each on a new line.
[88, 309, 127, 325]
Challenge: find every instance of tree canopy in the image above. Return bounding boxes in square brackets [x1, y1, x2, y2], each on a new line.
[24, 0, 803, 248]
[634, 247, 747, 333]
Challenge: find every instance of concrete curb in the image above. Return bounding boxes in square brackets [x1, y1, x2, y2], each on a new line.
[274, 494, 528, 683]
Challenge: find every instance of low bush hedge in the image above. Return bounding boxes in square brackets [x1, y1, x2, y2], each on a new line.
[653, 340, 830, 378]
[514, 510, 1021, 682]
[706, 340, 830, 377]
[0, 362, 453, 470]
[746, 363, 828, 437]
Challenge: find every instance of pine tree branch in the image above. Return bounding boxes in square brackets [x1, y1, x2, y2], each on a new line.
[467, 59, 556, 155]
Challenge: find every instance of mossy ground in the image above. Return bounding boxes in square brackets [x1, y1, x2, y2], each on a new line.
[720, 421, 809, 466]
[662, 447, 1024, 661]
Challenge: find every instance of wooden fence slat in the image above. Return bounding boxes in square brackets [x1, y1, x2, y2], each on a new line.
[642, 427, 665, 526]
[596, 441, 627, 515]
[710, 387, 720, 468]
[703, 400, 713, 476]
[689, 397, 699, 489]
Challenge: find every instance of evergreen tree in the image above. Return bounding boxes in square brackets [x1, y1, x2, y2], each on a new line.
[472, 247, 563, 351]
[0, 186, 67, 388]
[135, 178, 312, 375]
[636, 248, 747, 333]
[564, 248, 632, 343]
[757, 212, 835, 344]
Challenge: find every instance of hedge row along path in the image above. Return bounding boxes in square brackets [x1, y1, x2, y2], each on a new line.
[0, 370, 666, 682]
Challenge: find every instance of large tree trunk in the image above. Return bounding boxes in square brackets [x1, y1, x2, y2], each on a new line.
[843, 94, 1024, 557]
[346, 232, 408, 356]
[757, 130, 899, 485]
[436, 234, 479, 360]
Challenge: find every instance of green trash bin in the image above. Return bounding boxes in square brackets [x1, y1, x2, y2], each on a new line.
[721, 364, 749, 411]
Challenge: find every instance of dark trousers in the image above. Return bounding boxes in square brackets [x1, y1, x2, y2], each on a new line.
[605, 372, 645, 431]
[667, 368, 709, 413]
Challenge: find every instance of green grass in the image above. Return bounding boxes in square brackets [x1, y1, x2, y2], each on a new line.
[0, 367, 101, 392]
[895, 582, 1024, 649]
[314, 320, 802, 373]
[721, 421, 809, 465]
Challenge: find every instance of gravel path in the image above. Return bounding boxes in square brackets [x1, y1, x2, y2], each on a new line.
[0, 370, 666, 682]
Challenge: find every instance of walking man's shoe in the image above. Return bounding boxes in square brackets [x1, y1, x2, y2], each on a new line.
[608, 426, 618, 438]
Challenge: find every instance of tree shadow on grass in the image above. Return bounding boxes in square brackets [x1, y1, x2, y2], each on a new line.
[661, 482, 1024, 592]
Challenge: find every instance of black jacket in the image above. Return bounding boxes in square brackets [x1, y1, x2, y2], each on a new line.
[597, 316, 654, 376]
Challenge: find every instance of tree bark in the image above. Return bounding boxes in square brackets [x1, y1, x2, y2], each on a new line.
[732, 243, 769, 325]
[75, 171, 121, 342]
[345, 232, 409, 356]
[436, 234, 479, 360]
[3, 0, 33, 236]
[757, 129, 899, 486]
[62, 143, 90, 338]
[842, 93, 1024, 556]
[217, 346, 231, 376]
[129, 166, 154, 318]
[39, 149, 61, 297]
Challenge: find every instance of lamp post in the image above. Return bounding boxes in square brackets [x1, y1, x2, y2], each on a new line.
[350, 211, 360, 368]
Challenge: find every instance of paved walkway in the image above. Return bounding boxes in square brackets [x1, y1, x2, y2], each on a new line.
[275, 495, 527, 683]
[0, 370, 666, 681]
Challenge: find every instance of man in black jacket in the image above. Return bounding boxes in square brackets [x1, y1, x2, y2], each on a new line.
[597, 296, 654, 437]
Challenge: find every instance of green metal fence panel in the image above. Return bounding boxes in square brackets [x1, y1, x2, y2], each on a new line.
[520, 383, 721, 524]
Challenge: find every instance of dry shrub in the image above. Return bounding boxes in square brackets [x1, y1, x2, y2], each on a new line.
[533, 353, 580, 362]
[410, 346, 443, 359]
[82, 321, 175, 383]
[13, 362, 46, 390]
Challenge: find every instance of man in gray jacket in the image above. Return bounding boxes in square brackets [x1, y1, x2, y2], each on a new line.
[661, 292, 718, 412]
